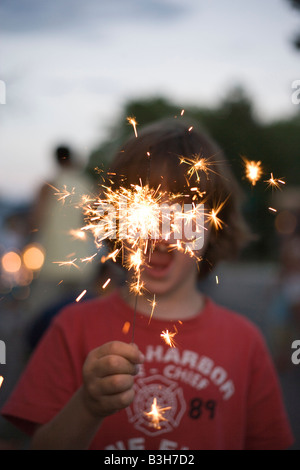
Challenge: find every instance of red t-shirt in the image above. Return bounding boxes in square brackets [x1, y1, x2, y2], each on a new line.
[1, 290, 294, 450]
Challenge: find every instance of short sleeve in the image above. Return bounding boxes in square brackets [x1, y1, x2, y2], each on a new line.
[245, 331, 294, 450]
[1, 318, 79, 435]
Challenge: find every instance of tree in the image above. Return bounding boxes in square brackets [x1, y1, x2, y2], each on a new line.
[286, 0, 300, 50]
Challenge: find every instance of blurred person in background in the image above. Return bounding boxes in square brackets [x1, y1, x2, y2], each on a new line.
[266, 234, 300, 371]
[28, 145, 97, 317]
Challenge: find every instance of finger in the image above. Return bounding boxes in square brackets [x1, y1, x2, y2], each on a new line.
[94, 341, 144, 364]
[93, 354, 139, 378]
[97, 373, 135, 396]
[99, 388, 135, 415]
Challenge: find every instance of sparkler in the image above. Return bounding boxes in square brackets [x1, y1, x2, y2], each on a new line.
[144, 397, 171, 429]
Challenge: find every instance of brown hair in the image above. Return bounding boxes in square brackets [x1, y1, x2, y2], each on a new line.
[107, 118, 251, 278]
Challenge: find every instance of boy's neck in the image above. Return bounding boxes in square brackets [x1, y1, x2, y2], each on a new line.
[121, 281, 204, 321]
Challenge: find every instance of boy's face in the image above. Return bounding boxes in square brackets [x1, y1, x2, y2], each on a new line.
[131, 241, 202, 297]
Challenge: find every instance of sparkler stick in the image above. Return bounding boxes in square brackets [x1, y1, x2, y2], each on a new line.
[131, 293, 139, 344]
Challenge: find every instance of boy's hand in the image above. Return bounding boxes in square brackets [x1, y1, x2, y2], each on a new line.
[81, 341, 144, 418]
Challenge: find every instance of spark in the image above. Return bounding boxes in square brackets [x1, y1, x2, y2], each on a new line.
[206, 197, 229, 231]
[80, 253, 98, 263]
[76, 289, 87, 302]
[268, 207, 277, 213]
[179, 154, 219, 183]
[180, 109, 185, 116]
[265, 173, 285, 190]
[69, 229, 86, 240]
[144, 397, 171, 430]
[127, 116, 138, 138]
[122, 321, 131, 335]
[216, 275, 219, 284]
[52, 258, 79, 269]
[148, 294, 157, 325]
[242, 157, 263, 186]
[49, 184, 76, 204]
[0, 376, 3, 389]
[160, 329, 177, 348]
[102, 278, 111, 289]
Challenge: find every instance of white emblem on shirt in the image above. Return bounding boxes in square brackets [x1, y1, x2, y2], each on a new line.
[126, 374, 186, 436]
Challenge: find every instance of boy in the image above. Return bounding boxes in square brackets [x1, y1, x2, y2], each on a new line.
[1, 119, 294, 449]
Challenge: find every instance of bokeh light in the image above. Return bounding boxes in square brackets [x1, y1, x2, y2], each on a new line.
[275, 210, 297, 236]
[1, 251, 22, 273]
[22, 244, 45, 271]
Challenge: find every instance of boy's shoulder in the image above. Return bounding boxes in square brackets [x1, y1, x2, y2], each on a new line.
[205, 296, 265, 343]
[53, 290, 121, 325]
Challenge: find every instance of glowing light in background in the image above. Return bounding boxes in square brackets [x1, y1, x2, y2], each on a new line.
[22, 244, 45, 271]
[275, 210, 297, 236]
[1, 251, 22, 274]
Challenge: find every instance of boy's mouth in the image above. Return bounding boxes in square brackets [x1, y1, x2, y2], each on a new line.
[143, 242, 174, 278]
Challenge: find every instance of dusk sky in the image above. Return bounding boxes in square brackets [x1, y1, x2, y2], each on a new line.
[1, 0, 299, 201]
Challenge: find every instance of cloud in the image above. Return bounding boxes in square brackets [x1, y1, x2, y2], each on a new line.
[0, 0, 189, 34]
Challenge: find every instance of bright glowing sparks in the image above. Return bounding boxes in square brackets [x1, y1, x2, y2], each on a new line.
[102, 278, 111, 289]
[243, 158, 263, 186]
[52, 258, 79, 269]
[69, 229, 86, 240]
[265, 173, 285, 190]
[50, 184, 76, 204]
[206, 197, 228, 231]
[0, 376, 3, 389]
[127, 116, 138, 138]
[160, 329, 177, 348]
[148, 294, 157, 325]
[76, 289, 87, 302]
[144, 397, 171, 430]
[179, 154, 217, 183]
